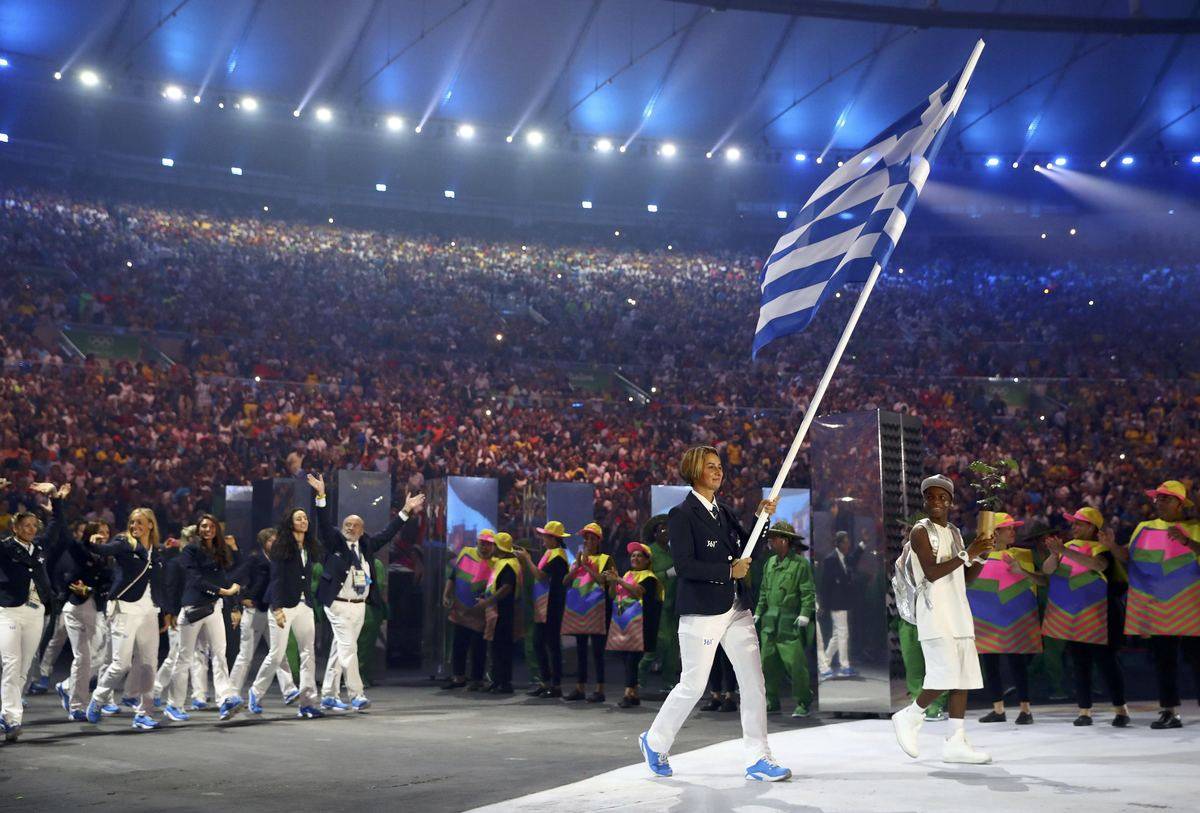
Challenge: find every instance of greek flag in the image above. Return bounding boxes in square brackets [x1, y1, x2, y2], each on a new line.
[752, 53, 977, 358]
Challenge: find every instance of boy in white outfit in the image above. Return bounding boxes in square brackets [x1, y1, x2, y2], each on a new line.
[892, 474, 995, 763]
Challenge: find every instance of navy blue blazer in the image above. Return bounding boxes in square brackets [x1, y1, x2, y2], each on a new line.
[313, 500, 408, 609]
[0, 499, 65, 608]
[266, 540, 318, 610]
[93, 535, 166, 607]
[234, 549, 271, 611]
[55, 531, 110, 608]
[667, 492, 764, 617]
[178, 542, 240, 608]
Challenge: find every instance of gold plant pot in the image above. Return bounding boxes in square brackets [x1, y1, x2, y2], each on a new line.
[976, 510, 997, 539]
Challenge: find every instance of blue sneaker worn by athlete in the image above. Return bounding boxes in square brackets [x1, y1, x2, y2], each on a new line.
[837, 666, 859, 678]
[101, 703, 121, 715]
[153, 697, 163, 708]
[321, 697, 350, 712]
[350, 696, 371, 712]
[28, 676, 50, 695]
[164, 705, 190, 722]
[190, 699, 209, 711]
[282, 689, 301, 706]
[297, 705, 325, 719]
[56, 681, 71, 711]
[131, 714, 159, 731]
[218, 696, 243, 721]
[247, 689, 264, 715]
[638, 732, 673, 778]
[85, 699, 103, 724]
[68, 710, 88, 722]
[3, 722, 21, 742]
[745, 757, 792, 782]
[121, 696, 139, 709]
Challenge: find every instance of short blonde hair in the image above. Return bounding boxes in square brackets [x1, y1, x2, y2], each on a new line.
[127, 507, 161, 549]
[679, 445, 720, 487]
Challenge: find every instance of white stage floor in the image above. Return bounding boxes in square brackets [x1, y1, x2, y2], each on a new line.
[469, 708, 1195, 812]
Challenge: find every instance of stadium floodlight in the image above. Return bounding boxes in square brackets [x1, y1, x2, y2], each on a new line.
[0, 133, 8, 143]
[1069, 227, 1077, 236]
[456, 123, 475, 140]
[53, 71, 63, 80]
[1011, 161, 1019, 169]
[327, 217, 334, 224]
[230, 166, 242, 176]
[794, 152, 807, 162]
[1120, 155, 1134, 166]
[724, 146, 741, 162]
[444, 190, 456, 199]
[646, 204, 658, 213]
[375, 183, 387, 192]
[581, 200, 592, 209]
[315, 106, 333, 123]
[161, 157, 174, 167]
[78, 69, 100, 87]
[241, 96, 259, 112]
[595, 138, 613, 153]
[1053, 156, 1067, 167]
[985, 156, 1001, 167]
[0, 58, 8, 67]
[163, 84, 185, 102]
[525, 130, 544, 148]
[292, 109, 301, 118]
[193, 95, 201, 104]
[776, 210, 788, 219]
[1191, 154, 1200, 164]
[659, 142, 677, 158]
[815, 156, 823, 164]
[386, 115, 404, 132]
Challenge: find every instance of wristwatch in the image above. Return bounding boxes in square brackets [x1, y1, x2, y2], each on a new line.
[956, 550, 972, 565]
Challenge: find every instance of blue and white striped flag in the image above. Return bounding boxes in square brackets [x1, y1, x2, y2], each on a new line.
[752, 57, 975, 358]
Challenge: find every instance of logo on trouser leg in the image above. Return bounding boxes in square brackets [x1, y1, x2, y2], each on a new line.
[703, 638, 714, 646]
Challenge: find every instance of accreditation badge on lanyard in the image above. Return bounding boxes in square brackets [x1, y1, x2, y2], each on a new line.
[350, 546, 369, 594]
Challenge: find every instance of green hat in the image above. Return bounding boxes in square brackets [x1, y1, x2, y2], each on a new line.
[766, 520, 808, 550]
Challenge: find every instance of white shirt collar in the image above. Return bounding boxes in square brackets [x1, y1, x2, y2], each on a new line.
[691, 489, 717, 515]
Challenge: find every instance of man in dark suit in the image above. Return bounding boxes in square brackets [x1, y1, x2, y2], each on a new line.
[817, 531, 864, 679]
[306, 473, 423, 711]
[640, 446, 791, 783]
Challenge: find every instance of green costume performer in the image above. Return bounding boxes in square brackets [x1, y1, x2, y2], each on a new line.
[638, 515, 680, 688]
[755, 521, 817, 717]
[357, 557, 389, 687]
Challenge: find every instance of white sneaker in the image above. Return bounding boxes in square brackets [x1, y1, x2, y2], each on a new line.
[891, 705, 923, 758]
[942, 728, 991, 764]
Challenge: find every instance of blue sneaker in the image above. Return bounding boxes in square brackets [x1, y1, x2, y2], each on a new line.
[164, 705, 190, 722]
[350, 696, 371, 712]
[297, 705, 324, 719]
[746, 757, 792, 782]
[131, 714, 159, 731]
[218, 696, 243, 721]
[101, 703, 121, 716]
[56, 681, 71, 711]
[248, 689, 264, 715]
[121, 696, 139, 709]
[85, 699, 102, 724]
[818, 669, 835, 682]
[28, 676, 50, 695]
[68, 710, 88, 722]
[837, 666, 859, 678]
[190, 699, 209, 711]
[282, 689, 301, 706]
[321, 697, 350, 712]
[639, 732, 672, 778]
[3, 722, 20, 742]
[153, 697, 163, 708]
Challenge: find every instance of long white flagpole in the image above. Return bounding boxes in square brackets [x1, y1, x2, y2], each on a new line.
[740, 38, 986, 562]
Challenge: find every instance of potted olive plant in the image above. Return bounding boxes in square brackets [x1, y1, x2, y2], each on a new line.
[967, 458, 1018, 538]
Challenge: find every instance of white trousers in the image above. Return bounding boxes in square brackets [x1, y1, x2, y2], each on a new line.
[154, 625, 209, 701]
[229, 607, 296, 696]
[0, 603, 46, 726]
[251, 603, 317, 707]
[169, 601, 235, 706]
[92, 605, 158, 716]
[321, 600, 367, 699]
[646, 606, 770, 765]
[38, 610, 69, 677]
[60, 598, 99, 711]
[817, 610, 850, 672]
